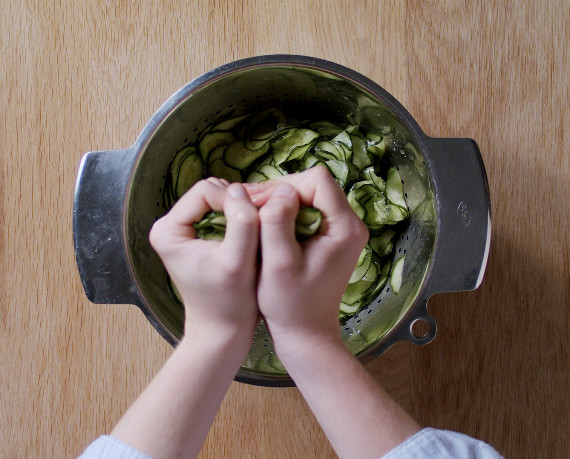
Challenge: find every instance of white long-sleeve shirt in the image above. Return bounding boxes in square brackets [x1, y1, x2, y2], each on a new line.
[78, 428, 503, 458]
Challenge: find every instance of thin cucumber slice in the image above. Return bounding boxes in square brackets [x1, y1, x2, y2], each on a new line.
[246, 171, 268, 183]
[314, 140, 347, 162]
[349, 245, 372, 283]
[325, 159, 349, 187]
[199, 131, 236, 162]
[244, 108, 287, 147]
[370, 230, 396, 257]
[310, 120, 344, 137]
[303, 155, 320, 169]
[258, 164, 285, 180]
[272, 128, 319, 165]
[212, 114, 250, 132]
[224, 140, 270, 169]
[332, 130, 352, 147]
[351, 135, 372, 169]
[386, 167, 408, 210]
[295, 207, 322, 238]
[208, 158, 242, 182]
[255, 352, 287, 374]
[207, 145, 225, 165]
[361, 166, 386, 192]
[171, 147, 203, 199]
[390, 256, 405, 294]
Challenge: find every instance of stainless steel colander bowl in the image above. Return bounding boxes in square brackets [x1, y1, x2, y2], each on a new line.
[73, 55, 491, 386]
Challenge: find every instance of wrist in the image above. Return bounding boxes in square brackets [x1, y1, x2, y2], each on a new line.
[181, 319, 256, 358]
[268, 324, 346, 366]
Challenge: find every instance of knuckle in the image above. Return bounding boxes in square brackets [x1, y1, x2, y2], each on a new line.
[149, 218, 168, 252]
[192, 179, 211, 194]
[353, 218, 370, 246]
[311, 164, 331, 180]
[338, 214, 369, 247]
[259, 200, 296, 224]
[229, 204, 259, 227]
[259, 202, 291, 223]
[305, 164, 333, 183]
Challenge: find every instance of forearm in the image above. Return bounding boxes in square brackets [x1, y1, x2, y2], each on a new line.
[110, 324, 253, 459]
[273, 333, 419, 459]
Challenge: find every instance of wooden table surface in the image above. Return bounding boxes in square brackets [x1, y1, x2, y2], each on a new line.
[1, 1, 568, 457]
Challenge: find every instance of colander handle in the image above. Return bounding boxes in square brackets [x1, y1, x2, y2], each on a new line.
[422, 137, 492, 296]
[73, 148, 143, 305]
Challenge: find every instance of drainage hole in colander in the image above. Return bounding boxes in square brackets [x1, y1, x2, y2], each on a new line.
[410, 318, 431, 339]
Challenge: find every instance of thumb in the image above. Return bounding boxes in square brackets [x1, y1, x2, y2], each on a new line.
[258, 184, 302, 269]
[221, 183, 259, 263]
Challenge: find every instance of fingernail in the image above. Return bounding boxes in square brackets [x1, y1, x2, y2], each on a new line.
[273, 184, 294, 197]
[227, 184, 247, 198]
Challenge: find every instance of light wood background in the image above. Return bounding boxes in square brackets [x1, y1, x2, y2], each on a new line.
[1, 1, 568, 457]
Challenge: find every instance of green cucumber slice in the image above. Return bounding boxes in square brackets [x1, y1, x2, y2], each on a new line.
[208, 158, 242, 182]
[224, 140, 270, 169]
[272, 128, 319, 165]
[199, 131, 236, 162]
[390, 256, 405, 294]
[386, 167, 408, 210]
[370, 230, 396, 257]
[349, 245, 372, 283]
[246, 171, 268, 183]
[170, 147, 203, 200]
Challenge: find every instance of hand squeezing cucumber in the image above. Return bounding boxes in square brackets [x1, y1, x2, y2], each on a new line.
[164, 108, 409, 321]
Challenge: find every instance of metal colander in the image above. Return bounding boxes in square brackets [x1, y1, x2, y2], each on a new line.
[73, 55, 491, 386]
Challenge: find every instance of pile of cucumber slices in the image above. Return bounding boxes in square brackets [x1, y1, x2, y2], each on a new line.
[164, 108, 409, 321]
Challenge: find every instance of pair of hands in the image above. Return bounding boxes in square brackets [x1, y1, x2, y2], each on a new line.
[149, 167, 369, 356]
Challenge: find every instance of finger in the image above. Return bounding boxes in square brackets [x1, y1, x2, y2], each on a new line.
[221, 183, 260, 262]
[206, 176, 230, 188]
[258, 183, 302, 270]
[160, 180, 226, 240]
[248, 168, 363, 239]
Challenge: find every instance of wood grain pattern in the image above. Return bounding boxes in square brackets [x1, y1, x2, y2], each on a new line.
[1, 1, 567, 457]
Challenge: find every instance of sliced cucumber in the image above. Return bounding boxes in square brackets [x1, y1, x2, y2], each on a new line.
[224, 140, 270, 169]
[295, 207, 322, 238]
[370, 230, 396, 257]
[258, 164, 286, 180]
[349, 245, 372, 283]
[166, 109, 411, 321]
[390, 256, 405, 294]
[198, 131, 236, 162]
[208, 158, 242, 182]
[169, 147, 203, 200]
[386, 167, 408, 210]
[246, 171, 268, 183]
[272, 128, 319, 165]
